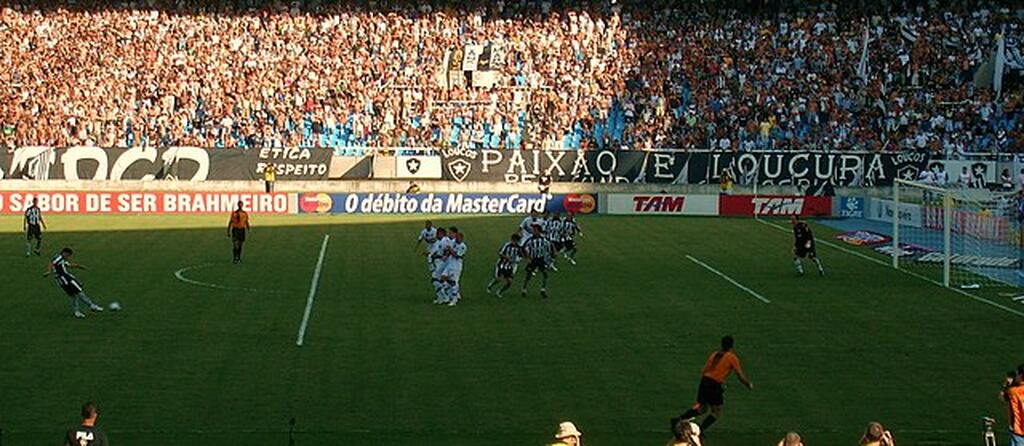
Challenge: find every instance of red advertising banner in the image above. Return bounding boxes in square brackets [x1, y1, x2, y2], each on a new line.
[719, 195, 832, 217]
[0, 191, 291, 215]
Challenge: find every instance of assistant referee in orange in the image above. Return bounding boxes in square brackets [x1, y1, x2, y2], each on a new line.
[673, 335, 753, 434]
[228, 201, 250, 264]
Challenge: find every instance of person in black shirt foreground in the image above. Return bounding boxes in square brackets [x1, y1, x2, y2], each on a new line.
[64, 402, 108, 446]
[791, 216, 824, 276]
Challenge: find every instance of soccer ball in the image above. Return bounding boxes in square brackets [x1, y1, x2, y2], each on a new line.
[108, 301, 122, 311]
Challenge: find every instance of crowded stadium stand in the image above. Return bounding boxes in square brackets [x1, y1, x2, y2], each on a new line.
[1, 0, 1021, 153]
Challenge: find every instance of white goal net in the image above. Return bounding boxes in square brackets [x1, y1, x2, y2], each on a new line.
[893, 179, 1023, 289]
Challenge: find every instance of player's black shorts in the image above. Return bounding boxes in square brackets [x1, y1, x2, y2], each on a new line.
[552, 241, 564, 252]
[794, 241, 816, 258]
[696, 376, 725, 407]
[563, 239, 575, 251]
[57, 277, 83, 296]
[26, 224, 41, 239]
[525, 258, 549, 273]
[495, 264, 515, 279]
[231, 227, 247, 242]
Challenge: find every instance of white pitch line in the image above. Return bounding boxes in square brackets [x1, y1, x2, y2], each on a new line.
[755, 218, 1024, 318]
[296, 234, 331, 347]
[174, 264, 279, 293]
[685, 254, 771, 304]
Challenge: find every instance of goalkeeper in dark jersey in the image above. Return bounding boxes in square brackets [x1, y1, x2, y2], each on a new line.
[791, 216, 824, 276]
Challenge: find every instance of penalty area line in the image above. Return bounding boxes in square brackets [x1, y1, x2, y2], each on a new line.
[685, 255, 771, 304]
[296, 234, 330, 347]
[754, 218, 1024, 319]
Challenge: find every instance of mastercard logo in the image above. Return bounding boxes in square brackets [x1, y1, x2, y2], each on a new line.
[562, 194, 596, 214]
[299, 193, 333, 214]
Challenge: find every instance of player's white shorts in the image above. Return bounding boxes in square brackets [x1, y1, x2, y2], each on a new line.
[431, 260, 447, 280]
[442, 264, 463, 283]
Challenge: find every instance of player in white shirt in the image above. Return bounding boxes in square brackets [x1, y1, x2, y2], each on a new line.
[415, 221, 439, 271]
[520, 210, 547, 239]
[441, 230, 467, 306]
[427, 227, 449, 303]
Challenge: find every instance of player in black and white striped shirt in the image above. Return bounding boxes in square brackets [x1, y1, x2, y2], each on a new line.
[486, 233, 523, 298]
[546, 213, 564, 271]
[560, 213, 582, 265]
[521, 225, 555, 298]
[24, 198, 46, 257]
[43, 247, 104, 318]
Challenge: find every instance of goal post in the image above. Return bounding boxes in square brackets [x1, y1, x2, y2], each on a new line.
[893, 178, 1022, 289]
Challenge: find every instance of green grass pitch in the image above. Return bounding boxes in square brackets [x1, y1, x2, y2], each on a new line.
[0, 214, 1020, 446]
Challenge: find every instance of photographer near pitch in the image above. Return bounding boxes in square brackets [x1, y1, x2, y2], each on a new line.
[1002, 365, 1024, 446]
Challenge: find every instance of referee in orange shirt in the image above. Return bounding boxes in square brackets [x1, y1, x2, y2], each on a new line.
[673, 335, 753, 434]
[227, 201, 250, 264]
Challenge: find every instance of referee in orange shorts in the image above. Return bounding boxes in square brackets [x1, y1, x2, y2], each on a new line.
[673, 335, 753, 434]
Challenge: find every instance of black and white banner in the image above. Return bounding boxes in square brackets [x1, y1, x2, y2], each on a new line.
[395, 155, 442, 179]
[925, 159, 996, 185]
[438, 149, 930, 188]
[0, 147, 332, 181]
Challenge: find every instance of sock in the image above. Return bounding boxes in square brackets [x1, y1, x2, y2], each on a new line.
[540, 271, 549, 288]
[813, 257, 824, 272]
[447, 283, 460, 301]
[680, 408, 700, 420]
[523, 272, 533, 290]
[439, 282, 451, 302]
[35, 239, 41, 251]
[434, 281, 445, 301]
[237, 244, 243, 260]
[26, 241, 31, 255]
[78, 293, 97, 308]
[793, 258, 803, 273]
[700, 415, 717, 431]
[499, 282, 512, 293]
[70, 296, 80, 314]
[486, 278, 498, 291]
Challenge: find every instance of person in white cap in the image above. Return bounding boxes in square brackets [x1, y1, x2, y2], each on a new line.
[549, 421, 583, 446]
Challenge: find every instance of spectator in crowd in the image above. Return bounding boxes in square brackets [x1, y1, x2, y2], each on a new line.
[777, 432, 804, 446]
[934, 164, 948, 186]
[668, 419, 702, 446]
[0, 1, 1020, 152]
[63, 402, 107, 446]
[960, 166, 974, 188]
[550, 421, 583, 446]
[1001, 168, 1014, 191]
[1002, 365, 1024, 446]
[859, 421, 895, 446]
